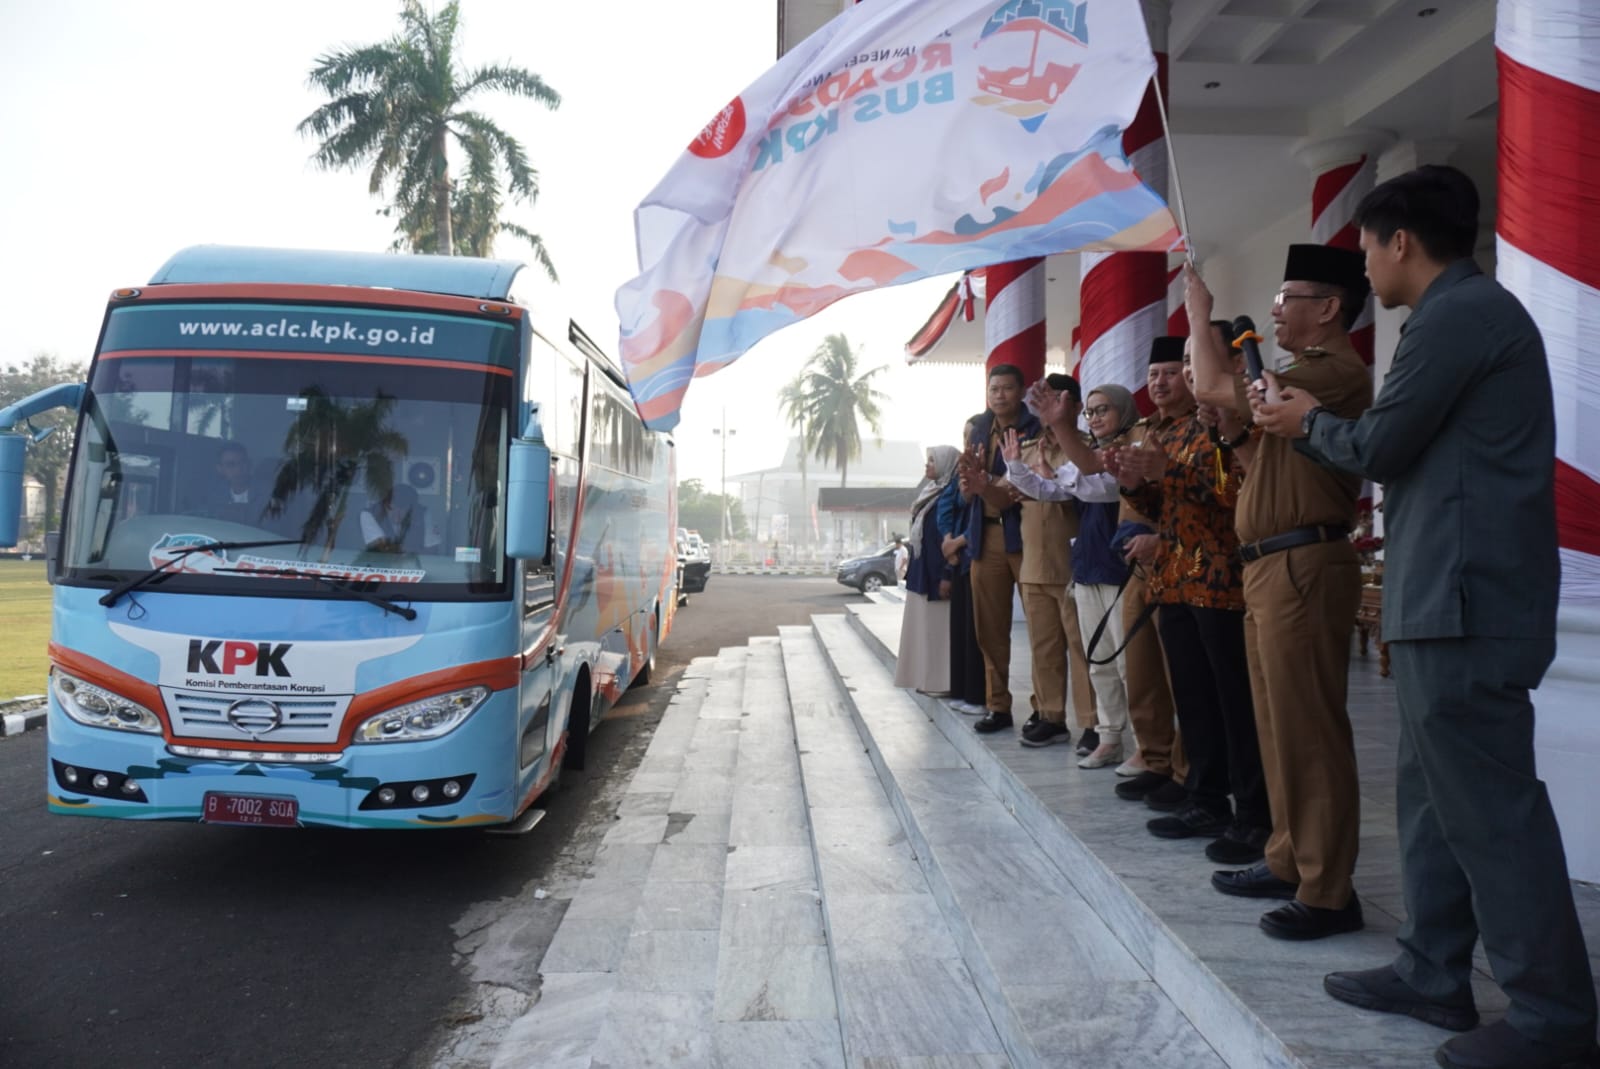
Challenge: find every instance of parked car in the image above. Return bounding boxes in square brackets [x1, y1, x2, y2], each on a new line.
[835, 543, 901, 593]
[676, 528, 709, 602]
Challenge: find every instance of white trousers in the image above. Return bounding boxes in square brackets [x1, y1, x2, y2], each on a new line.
[1072, 581, 1131, 740]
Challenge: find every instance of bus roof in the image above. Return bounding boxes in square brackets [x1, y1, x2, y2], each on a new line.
[150, 245, 526, 301]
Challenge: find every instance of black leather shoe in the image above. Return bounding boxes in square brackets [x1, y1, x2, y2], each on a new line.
[1114, 769, 1171, 801]
[1322, 965, 1478, 1033]
[1143, 779, 1188, 812]
[1205, 823, 1269, 864]
[1260, 896, 1364, 940]
[1211, 861, 1298, 900]
[1147, 802, 1230, 839]
[973, 710, 1013, 734]
[1436, 1020, 1600, 1069]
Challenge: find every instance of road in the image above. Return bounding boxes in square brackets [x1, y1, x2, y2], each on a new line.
[0, 576, 861, 1069]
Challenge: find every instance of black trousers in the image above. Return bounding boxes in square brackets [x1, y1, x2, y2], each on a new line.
[1156, 603, 1268, 828]
[946, 571, 986, 706]
[1390, 636, 1597, 1045]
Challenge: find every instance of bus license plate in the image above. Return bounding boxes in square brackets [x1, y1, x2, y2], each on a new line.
[202, 792, 299, 828]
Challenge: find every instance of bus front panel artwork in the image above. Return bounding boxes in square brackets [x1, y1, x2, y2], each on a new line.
[1, 247, 676, 830]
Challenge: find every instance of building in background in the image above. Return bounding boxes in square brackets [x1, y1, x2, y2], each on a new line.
[732, 437, 925, 553]
[778, 0, 1600, 879]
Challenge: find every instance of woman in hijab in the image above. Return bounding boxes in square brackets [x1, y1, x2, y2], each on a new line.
[894, 445, 961, 693]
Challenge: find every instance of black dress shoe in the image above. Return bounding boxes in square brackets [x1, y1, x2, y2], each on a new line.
[1147, 802, 1230, 839]
[1322, 965, 1478, 1033]
[1205, 822, 1269, 865]
[1211, 861, 1298, 900]
[1259, 896, 1364, 941]
[1143, 779, 1188, 812]
[1114, 769, 1171, 801]
[973, 710, 1013, 734]
[1436, 1020, 1600, 1069]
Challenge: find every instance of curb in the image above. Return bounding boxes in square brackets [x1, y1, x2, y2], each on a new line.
[2, 702, 46, 737]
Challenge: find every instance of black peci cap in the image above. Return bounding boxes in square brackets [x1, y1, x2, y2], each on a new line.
[1044, 372, 1082, 403]
[1284, 244, 1369, 305]
[1148, 336, 1186, 365]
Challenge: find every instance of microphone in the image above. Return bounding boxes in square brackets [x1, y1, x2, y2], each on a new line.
[1232, 315, 1280, 403]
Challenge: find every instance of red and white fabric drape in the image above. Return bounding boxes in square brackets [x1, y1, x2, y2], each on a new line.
[984, 258, 1046, 382]
[1496, 0, 1600, 599]
[1310, 154, 1377, 366]
[1078, 43, 1175, 414]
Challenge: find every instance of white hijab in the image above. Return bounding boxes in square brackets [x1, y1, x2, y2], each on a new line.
[908, 445, 960, 557]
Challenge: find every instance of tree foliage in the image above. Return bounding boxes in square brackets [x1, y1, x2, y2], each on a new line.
[779, 334, 887, 488]
[676, 479, 747, 540]
[1, 354, 86, 533]
[298, 0, 559, 272]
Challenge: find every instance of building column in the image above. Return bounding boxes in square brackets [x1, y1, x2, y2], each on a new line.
[983, 258, 1046, 382]
[1497, 0, 1600, 882]
[1293, 131, 1393, 367]
[1078, 0, 1173, 411]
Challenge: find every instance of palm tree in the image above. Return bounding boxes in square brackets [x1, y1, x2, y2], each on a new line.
[298, 0, 560, 261]
[386, 171, 558, 278]
[794, 334, 887, 489]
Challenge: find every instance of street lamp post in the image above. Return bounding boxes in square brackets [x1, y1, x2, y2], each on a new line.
[712, 408, 737, 554]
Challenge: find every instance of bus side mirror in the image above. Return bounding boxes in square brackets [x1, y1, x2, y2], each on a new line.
[0, 433, 24, 548]
[505, 409, 552, 561]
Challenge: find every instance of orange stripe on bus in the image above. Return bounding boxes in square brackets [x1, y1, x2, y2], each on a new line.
[115, 283, 525, 318]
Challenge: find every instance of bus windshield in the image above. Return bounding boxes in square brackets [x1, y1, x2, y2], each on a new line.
[60, 335, 513, 601]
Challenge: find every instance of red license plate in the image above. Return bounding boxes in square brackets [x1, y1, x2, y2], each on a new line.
[202, 792, 299, 828]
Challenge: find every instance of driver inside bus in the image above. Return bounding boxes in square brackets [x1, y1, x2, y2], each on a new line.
[196, 441, 268, 524]
[360, 483, 438, 554]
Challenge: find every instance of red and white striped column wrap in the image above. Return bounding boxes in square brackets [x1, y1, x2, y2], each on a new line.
[984, 258, 1046, 382]
[1309, 150, 1378, 366]
[1079, 0, 1174, 414]
[1496, 0, 1600, 598]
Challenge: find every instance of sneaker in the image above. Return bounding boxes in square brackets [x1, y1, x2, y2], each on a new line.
[973, 710, 1014, 734]
[1205, 822, 1270, 864]
[1020, 719, 1071, 747]
[1077, 741, 1124, 769]
[1074, 727, 1099, 756]
[1147, 802, 1231, 839]
[1114, 769, 1171, 801]
[945, 699, 984, 716]
[1114, 753, 1149, 777]
[1143, 779, 1188, 812]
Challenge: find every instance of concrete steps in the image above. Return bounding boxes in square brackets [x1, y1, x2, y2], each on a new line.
[807, 615, 1226, 1069]
[825, 601, 1537, 1069]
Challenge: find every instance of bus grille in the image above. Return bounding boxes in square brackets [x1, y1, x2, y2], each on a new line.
[161, 688, 353, 745]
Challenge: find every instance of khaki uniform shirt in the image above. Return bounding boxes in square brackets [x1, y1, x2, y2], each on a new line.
[1235, 342, 1373, 544]
[1018, 435, 1078, 585]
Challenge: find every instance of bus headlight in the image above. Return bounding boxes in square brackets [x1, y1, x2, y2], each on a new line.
[52, 669, 163, 734]
[352, 686, 489, 744]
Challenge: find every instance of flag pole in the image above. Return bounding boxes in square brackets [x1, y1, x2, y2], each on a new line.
[1149, 71, 1195, 266]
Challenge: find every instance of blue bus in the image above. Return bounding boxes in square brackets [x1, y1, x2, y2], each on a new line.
[0, 246, 677, 830]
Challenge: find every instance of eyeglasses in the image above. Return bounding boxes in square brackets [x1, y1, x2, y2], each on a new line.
[1083, 404, 1114, 418]
[1273, 291, 1332, 310]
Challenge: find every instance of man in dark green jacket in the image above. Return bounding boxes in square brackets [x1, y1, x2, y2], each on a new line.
[1254, 165, 1597, 1069]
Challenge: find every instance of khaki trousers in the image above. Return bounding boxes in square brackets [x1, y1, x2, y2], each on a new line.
[1073, 581, 1130, 741]
[1063, 589, 1097, 730]
[1121, 570, 1184, 780]
[970, 529, 1024, 713]
[1018, 582, 1094, 727]
[1243, 542, 1362, 909]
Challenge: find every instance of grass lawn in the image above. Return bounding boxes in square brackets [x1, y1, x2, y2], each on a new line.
[0, 560, 52, 700]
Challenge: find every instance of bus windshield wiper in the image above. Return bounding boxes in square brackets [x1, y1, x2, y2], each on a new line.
[215, 566, 419, 621]
[98, 539, 302, 608]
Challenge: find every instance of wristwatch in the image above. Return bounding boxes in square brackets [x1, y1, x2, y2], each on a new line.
[1300, 405, 1328, 437]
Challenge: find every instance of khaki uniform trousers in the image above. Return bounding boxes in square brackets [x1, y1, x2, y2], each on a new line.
[1243, 541, 1362, 909]
[1018, 582, 1097, 728]
[970, 528, 1024, 714]
[1121, 570, 1184, 780]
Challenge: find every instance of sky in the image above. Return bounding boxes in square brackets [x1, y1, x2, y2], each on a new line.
[0, 0, 987, 491]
